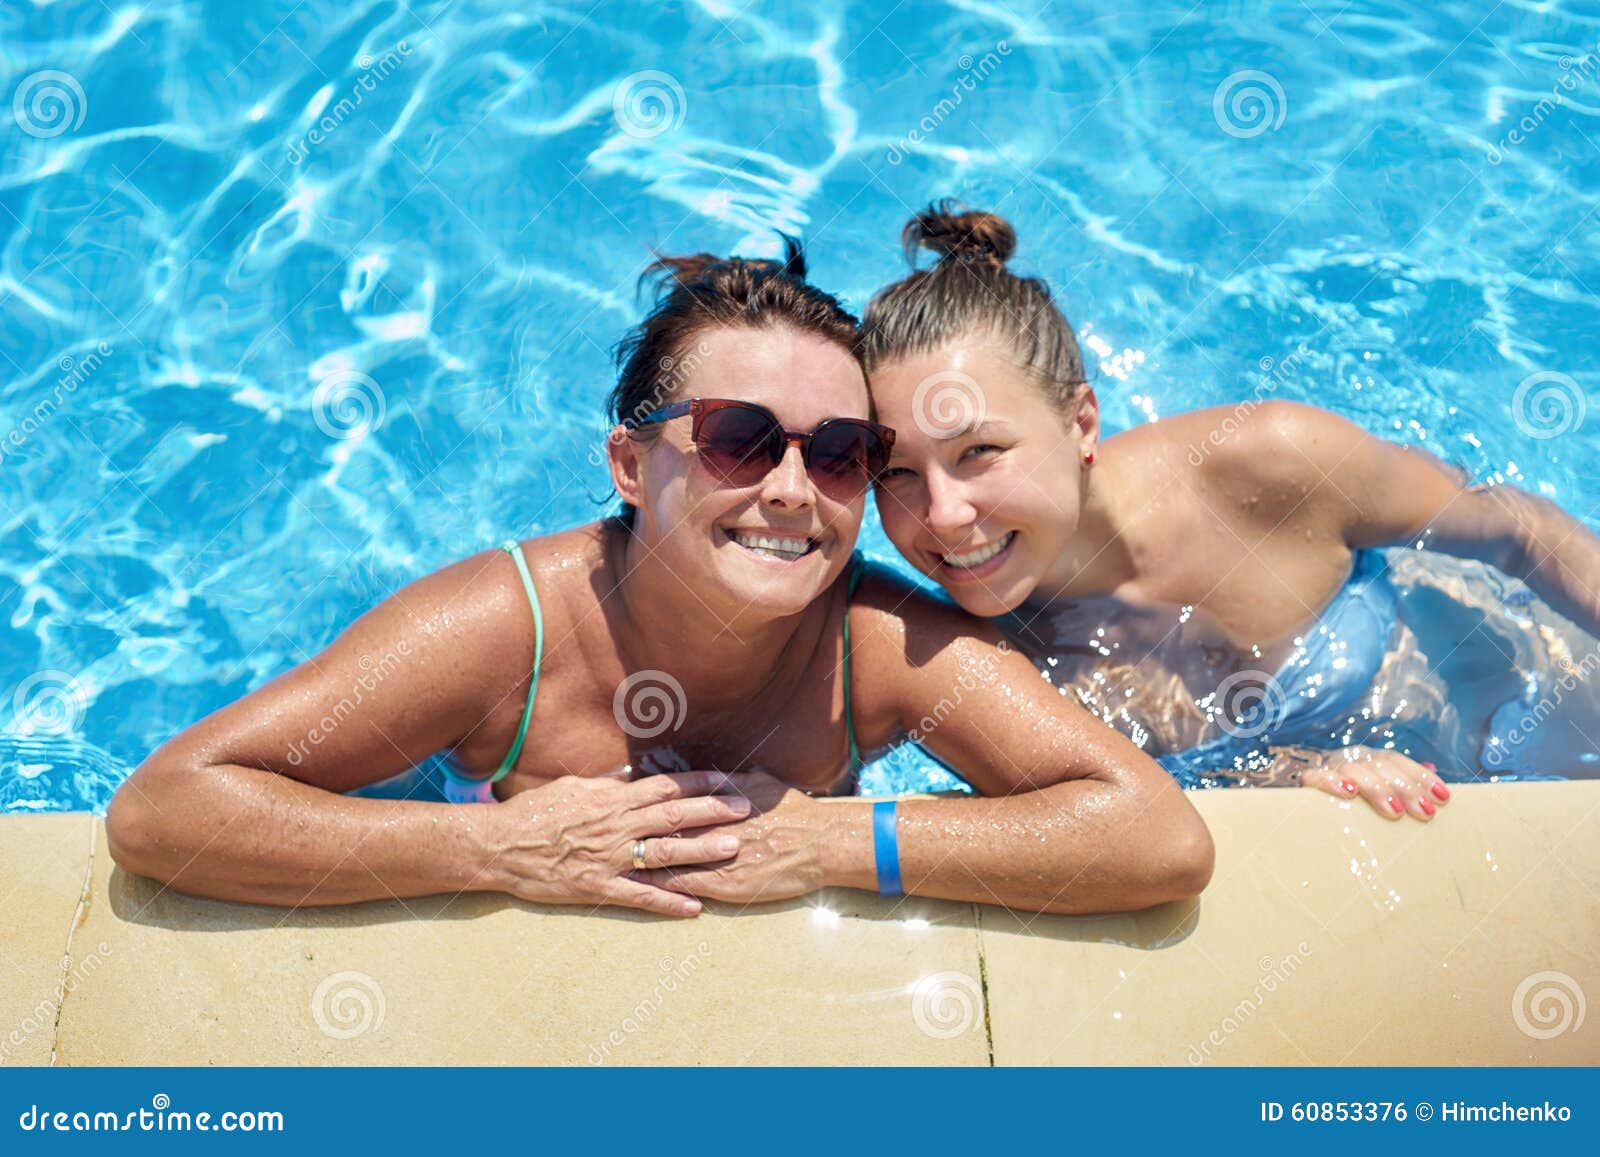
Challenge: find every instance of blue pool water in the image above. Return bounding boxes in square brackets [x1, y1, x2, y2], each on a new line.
[2, 1, 1599, 812]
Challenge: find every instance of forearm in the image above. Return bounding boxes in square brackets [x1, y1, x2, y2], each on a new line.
[106, 761, 506, 907]
[817, 778, 1213, 915]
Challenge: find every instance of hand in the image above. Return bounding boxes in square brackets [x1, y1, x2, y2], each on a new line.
[485, 771, 752, 916]
[1296, 746, 1452, 821]
[631, 770, 833, 906]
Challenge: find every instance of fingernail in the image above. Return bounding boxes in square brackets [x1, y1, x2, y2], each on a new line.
[714, 837, 739, 855]
[681, 899, 701, 916]
[1388, 796, 1404, 814]
[1419, 799, 1436, 816]
[727, 796, 752, 814]
[1421, 762, 1436, 770]
[1340, 779, 1358, 795]
[1431, 782, 1451, 801]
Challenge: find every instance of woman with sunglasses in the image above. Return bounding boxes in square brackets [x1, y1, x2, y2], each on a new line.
[106, 243, 1213, 916]
[862, 202, 1600, 822]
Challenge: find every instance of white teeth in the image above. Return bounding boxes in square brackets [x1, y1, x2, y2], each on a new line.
[941, 532, 1014, 569]
[732, 530, 812, 558]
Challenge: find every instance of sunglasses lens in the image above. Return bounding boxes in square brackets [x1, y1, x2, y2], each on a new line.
[696, 406, 780, 483]
[808, 424, 886, 493]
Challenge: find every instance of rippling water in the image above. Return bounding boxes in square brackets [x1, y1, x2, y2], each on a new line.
[2, 0, 1599, 810]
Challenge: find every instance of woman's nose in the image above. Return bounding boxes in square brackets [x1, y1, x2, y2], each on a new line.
[924, 472, 977, 536]
[760, 441, 813, 509]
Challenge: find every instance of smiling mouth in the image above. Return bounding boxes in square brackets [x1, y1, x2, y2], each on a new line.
[725, 527, 820, 561]
[936, 531, 1016, 570]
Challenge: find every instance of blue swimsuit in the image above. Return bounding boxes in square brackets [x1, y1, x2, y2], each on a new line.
[1159, 550, 1399, 785]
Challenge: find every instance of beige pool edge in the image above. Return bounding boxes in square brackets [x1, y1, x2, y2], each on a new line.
[2, 782, 1596, 1066]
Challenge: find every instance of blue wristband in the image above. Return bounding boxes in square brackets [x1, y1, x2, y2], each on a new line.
[872, 800, 903, 896]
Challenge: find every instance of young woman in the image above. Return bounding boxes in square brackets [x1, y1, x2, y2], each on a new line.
[862, 203, 1600, 822]
[106, 243, 1213, 917]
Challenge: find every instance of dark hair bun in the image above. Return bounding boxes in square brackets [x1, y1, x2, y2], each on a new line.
[902, 200, 1016, 268]
[642, 235, 807, 301]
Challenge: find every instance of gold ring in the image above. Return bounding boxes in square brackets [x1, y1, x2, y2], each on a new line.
[631, 839, 648, 870]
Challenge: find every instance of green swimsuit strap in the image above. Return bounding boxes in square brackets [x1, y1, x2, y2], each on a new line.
[842, 553, 866, 770]
[488, 537, 543, 783]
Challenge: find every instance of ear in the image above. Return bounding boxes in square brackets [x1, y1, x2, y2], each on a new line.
[1072, 386, 1101, 455]
[607, 424, 647, 508]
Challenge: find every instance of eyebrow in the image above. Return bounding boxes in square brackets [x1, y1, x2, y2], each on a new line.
[942, 419, 1013, 441]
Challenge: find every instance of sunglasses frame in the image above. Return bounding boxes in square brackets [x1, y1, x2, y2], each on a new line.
[628, 398, 896, 493]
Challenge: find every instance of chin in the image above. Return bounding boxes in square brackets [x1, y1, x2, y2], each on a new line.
[717, 540, 839, 612]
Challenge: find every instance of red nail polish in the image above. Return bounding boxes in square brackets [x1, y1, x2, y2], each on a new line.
[1419, 799, 1436, 816]
[1388, 796, 1404, 814]
[1340, 779, 1358, 795]
[1431, 782, 1450, 801]
[1421, 762, 1436, 770]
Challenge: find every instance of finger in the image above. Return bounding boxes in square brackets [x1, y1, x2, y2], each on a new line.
[1350, 770, 1405, 819]
[632, 834, 740, 869]
[603, 878, 702, 918]
[635, 793, 752, 836]
[1300, 764, 1360, 801]
[632, 866, 728, 899]
[1421, 762, 1452, 807]
[1380, 759, 1436, 821]
[624, 770, 732, 808]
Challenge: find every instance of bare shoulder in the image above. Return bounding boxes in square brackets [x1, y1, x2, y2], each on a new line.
[1200, 399, 1367, 475]
[1161, 401, 1379, 530]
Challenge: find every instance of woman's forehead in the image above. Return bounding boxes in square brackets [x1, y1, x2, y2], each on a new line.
[686, 326, 868, 421]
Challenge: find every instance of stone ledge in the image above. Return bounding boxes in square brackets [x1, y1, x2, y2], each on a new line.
[3, 783, 1595, 1065]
